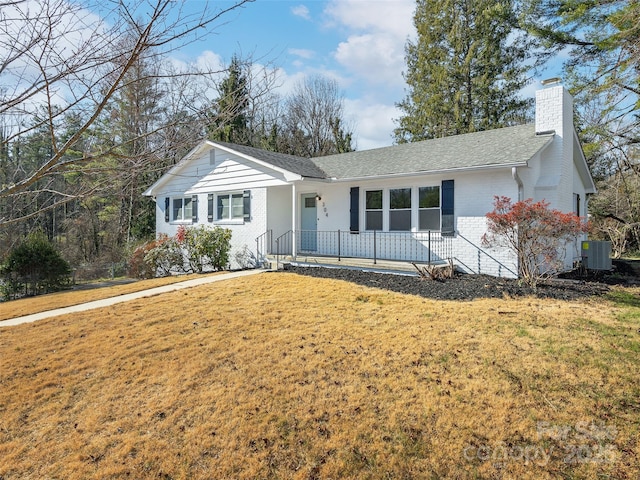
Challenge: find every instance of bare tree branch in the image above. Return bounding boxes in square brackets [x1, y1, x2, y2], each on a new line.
[0, 0, 254, 228]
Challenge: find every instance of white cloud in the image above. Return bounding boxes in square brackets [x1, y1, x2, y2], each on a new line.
[291, 5, 311, 20]
[324, 0, 415, 37]
[334, 33, 405, 87]
[323, 1, 415, 91]
[345, 98, 400, 149]
[194, 50, 226, 73]
[289, 48, 316, 60]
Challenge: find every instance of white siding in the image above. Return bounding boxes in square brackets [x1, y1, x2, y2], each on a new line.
[154, 147, 292, 199]
[298, 169, 517, 234]
[267, 186, 293, 241]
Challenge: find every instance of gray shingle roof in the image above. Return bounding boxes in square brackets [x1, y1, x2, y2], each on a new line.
[216, 124, 552, 181]
[311, 124, 552, 179]
[215, 141, 328, 179]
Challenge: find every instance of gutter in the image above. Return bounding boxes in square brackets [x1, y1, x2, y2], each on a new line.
[325, 162, 529, 183]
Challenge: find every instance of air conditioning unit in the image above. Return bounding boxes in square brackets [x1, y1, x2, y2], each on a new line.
[581, 241, 612, 271]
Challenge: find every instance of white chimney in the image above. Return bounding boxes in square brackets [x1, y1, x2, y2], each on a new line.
[535, 79, 573, 138]
[533, 79, 574, 213]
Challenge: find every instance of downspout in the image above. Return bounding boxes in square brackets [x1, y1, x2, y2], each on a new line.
[512, 167, 524, 201]
[512, 166, 524, 277]
[291, 183, 297, 258]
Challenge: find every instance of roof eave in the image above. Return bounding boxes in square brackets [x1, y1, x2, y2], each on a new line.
[212, 141, 306, 180]
[328, 162, 530, 182]
[143, 140, 215, 196]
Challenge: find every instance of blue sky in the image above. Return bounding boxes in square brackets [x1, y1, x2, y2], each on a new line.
[4, 0, 565, 151]
[176, 0, 566, 150]
[176, 0, 419, 149]
[161, 1, 565, 150]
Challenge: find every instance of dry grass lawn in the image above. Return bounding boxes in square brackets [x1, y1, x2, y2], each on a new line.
[0, 273, 215, 321]
[0, 272, 639, 479]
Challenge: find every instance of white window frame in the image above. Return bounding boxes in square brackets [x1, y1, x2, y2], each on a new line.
[172, 196, 193, 222]
[418, 186, 441, 231]
[360, 186, 444, 232]
[216, 192, 244, 222]
[389, 187, 412, 231]
[365, 189, 383, 231]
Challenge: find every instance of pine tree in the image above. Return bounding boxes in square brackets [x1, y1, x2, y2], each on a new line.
[522, 0, 640, 175]
[208, 56, 250, 145]
[394, 0, 533, 143]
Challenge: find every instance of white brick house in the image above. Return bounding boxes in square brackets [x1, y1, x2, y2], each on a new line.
[143, 82, 596, 277]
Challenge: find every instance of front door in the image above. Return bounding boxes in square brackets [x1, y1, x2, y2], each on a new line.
[300, 193, 317, 251]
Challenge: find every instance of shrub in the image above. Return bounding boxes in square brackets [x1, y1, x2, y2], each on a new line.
[130, 235, 178, 279]
[482, 196, 587, 288]
[0, 231, 71, 300]
[178, 225, 232, 273]
[129, 234, 183, 278]
[129, 226, 232, 278]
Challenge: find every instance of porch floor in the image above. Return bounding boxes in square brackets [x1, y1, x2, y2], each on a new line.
[266, 255, 451, 275]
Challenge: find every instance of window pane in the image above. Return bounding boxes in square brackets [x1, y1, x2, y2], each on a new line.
[419, 186, 440, 208]
[217, 195, 230, 219]
[304, 197, 316, 208]
[390, 210, 411, 231]
[184, 198, 192, 219]
[390, 188, 411, 209]
[173, 198, 183, 220]
[231, 193, 244, 218]
[366, 211, 382, 230]
[419, 209, 441, 230]
[366, 190, 382, 209]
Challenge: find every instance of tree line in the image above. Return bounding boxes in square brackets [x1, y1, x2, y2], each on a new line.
[1, 0, 638, 281]
[0, 0, 353, 273]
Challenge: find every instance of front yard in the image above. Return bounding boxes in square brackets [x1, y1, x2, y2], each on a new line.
[0, 272, 638, 479]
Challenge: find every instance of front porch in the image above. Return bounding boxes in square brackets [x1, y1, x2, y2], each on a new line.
[255, 229, 517, 278]
[256, 228, 455, 274]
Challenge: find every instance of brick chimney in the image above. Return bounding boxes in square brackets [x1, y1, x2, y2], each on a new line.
[535, 78, 573, 138]
[533, 79, 574, 212]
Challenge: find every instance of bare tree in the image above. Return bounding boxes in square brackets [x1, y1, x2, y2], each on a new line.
[0, 0, 253, 228]
[281, 75, 354, 157]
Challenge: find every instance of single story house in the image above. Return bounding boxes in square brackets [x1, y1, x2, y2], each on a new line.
[143, 81, 596, 277]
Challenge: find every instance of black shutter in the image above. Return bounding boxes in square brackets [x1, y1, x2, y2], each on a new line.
[164, 197, 170, 222]
[441, 180, 454, 236]
[191, 195, 198, 222]
[207, 194, 214, 222]
[243, 190, 251, 221]
[350, 187, 359, 232]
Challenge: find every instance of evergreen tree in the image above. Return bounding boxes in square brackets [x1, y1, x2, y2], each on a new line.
[92, 43, 167, 248]
[208, 56, 250, 145]
[522, 0, 639, 175]
[395, 0, 533, 142]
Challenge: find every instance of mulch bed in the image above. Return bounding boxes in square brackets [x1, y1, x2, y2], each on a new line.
[281, 264, 616, 301]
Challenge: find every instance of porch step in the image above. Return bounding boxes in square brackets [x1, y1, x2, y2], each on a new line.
[265, 255, 454, 275]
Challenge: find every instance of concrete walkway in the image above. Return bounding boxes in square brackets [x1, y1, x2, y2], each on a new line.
[0, 269, 267, 328]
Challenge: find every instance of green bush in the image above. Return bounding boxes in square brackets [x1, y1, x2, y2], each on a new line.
[1, 231, 71, 300]
[129, 226, 232, 278]
[178, 225, 232, 273]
